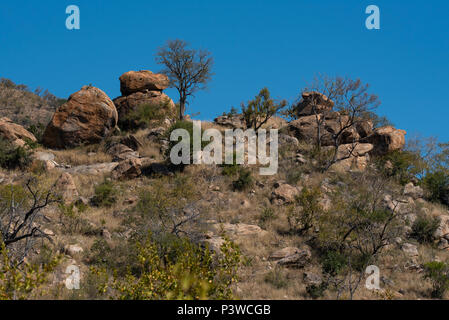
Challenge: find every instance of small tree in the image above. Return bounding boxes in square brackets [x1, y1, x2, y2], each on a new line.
[241, 88, 287, 130]
[423, 261, 449, 299]
[156, 39, 214, 120]
[0, 179, 57, 263]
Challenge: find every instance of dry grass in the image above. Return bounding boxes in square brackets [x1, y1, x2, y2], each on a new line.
[51, 146, 112, 166]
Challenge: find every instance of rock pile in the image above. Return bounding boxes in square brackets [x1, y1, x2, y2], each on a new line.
[113, 70, 176, 129]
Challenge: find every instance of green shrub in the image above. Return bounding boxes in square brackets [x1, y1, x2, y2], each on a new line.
[259, 207, 276, 225]
[376, 150, 425, 185]
[91, 180, 117, 207]
[306, 283, 328, 299]
[423, 261, 449, 299]
[0, 242, 60, 300]
[121, 99, 175, 131]
[232, 169, 253, 191]
[92, 234, 242, 300]
[422, 170, 449, 206]
[287, 187, 322, 234]
[0, 138, 31, 169]
[264, 268, 289, 289]
[321, 250, 347, 276]
[27, 123, 46, 143]
[410, 215, 440, 244]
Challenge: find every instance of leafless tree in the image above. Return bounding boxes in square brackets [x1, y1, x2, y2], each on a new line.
[290, 75, 381, 171]
[0, 179, 57, 262]
[156, 39, 214, 120]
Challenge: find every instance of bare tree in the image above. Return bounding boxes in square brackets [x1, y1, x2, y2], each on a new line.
[241, 87, 287, 130]
[0, 179, 57, 262]
[289, 75, 381, 171]
[156, 39, 214, 120]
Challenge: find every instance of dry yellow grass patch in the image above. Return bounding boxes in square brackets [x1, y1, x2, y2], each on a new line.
[51, 147, 112, 166]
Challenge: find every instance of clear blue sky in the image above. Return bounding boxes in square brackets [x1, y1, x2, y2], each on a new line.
[1, 0, 448, 141]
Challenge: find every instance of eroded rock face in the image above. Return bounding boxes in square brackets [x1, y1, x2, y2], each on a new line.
[434, 215, 449, 240]
[119, 70, 169, 95]
[403, 183, 424, 200]
[0, 117, 37, 147]
[43, 86, 118, 149]
[367, 126, 406, 155]
[111, 158, 142, 180]
[295, 91, 334, 117]
[288, 114, 364, 147]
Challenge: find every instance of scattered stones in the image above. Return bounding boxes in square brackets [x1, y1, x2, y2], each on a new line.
[403, 182, 424, 200]
[120, 134, 143, 151]
[106, 143, 140, 162]
[295, 153, 307, 164]
[303, 272, 323, 286]
[111, 158, 142, 180]
[64, 244, 84, 257]
[401, 243, 419, 257]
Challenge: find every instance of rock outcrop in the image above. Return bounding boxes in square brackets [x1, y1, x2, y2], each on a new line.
[42, 86, 118, 149]
[113, 71, 176, 129]
[288, 91, 406, 163]
[111, 158, 142, 180]
[294, 91, 334, 117]
[0, 117, 37, 147]
[119, 70, 169, 96]
[367, 126, 406, 155]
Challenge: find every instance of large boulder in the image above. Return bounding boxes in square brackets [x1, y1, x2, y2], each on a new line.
[113, 91, 175, 128]
[295, 91, 334, 117]
[111, 158, 142, 180]
[367, 126, 406, 155]
[288, 114, 361, 147]
[403, 182, 424, 200]
[119, 70, 169, 96]
[271, 182, 302, 204]
[0, 117, 37, 147]
[42, 86, 118, 149]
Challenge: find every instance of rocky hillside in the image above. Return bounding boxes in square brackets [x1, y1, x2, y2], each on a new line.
[0, 78, 66, 128]
[0, 71, 448, 300]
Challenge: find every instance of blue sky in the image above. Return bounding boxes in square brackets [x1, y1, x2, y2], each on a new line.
[0, 0, 448, 141]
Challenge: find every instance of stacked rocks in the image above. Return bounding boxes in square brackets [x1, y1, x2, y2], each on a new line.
[113, 70, 176, 129]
